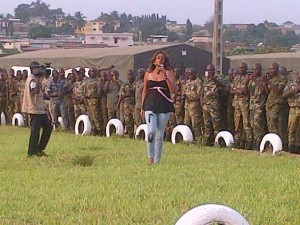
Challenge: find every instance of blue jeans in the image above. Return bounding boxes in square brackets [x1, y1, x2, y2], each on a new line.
[145, 111, 170, 163]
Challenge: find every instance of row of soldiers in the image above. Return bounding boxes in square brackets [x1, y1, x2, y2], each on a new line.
[0, 62, 299, 154]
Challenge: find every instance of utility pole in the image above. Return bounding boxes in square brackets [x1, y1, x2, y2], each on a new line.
[212, 0, 223, 73]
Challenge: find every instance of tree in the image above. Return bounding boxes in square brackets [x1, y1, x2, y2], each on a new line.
[28, 24, 51, 38]
[54, 22, 74, 35]
[14, 3, 31, 23]
[102, 23, 115, 33]
[73, 11, 86, 30]
[203, 16, 214, 35]
[185, 19, 193, 41]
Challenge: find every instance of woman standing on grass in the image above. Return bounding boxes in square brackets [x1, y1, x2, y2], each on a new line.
[141, 51, 176, 165]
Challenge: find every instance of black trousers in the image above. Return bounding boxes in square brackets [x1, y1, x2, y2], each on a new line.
[28, 114, 53, 156]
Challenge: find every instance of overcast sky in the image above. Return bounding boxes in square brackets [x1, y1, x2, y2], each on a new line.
[1, 0, 299, 25]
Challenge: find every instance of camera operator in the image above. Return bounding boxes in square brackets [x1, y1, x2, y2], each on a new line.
[22, 61, 53, 157]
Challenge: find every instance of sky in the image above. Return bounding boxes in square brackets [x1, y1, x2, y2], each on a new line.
[1, 0, 300, 26]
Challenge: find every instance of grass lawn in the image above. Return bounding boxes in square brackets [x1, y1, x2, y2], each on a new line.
[0, 126, 299, 225]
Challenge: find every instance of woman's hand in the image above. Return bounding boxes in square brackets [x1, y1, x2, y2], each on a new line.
[140, 109, 144, 118]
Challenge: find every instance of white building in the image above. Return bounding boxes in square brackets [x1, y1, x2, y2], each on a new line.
[85, 33, 134, 47]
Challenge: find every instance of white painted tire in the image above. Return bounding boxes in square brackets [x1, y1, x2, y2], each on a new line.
[214, 131, 234, 147]
[106, 118, 124, 137]
[58, 116, 64, 128]
[260, 133, 283, 155]
[75, 115, 92, 135]
[171, 125, 194, 144]
[1, 112, 6, 125]
[175, 204, 250, 225]
[12, 113, 25, 127]
[135, 124, 148, 141]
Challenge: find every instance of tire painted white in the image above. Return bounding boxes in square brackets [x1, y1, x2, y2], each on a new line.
[58, 116, 64, 128]
[12, 113, 25, 127]
[171, 125, 193, 144]
[260, 133, 283, 155]
[106, 118, 124, 137]
[214, 131, 235, 147]
[1, 112, 6, 125]
[175, 204, 250, 225]
[135, 124, 148, 141]
[75, 115, 92, 135]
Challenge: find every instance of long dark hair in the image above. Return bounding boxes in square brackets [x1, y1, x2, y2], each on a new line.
[147, 50, 172, 72]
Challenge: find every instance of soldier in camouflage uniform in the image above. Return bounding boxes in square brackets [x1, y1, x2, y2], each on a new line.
[85, 67, 103, 135]
[282, 70, 300, 154]
[6, 69, 16, 123]
[230, 63, 253, 149]
[134, 68, 145, 127]
[9, 70, 22, 114]
[47, 69, 70, 130]
[104, 69, 122, 120]
[19, 70, 29, 126]
[278, 66, 290, 150]
[0, 69, 8, 121]
[183, 67, 203, 139]
[201, 64, 222, 146]
[66, 72, 76, 131]
[225, 68, 235, 134]
[248, 63, 268, 150]
[99, 70, 109, 130]
[41, 69, 52, 122]
[73, 70, 87, 119]
[265, 62, 287, 136]
[118, 69, 136, 138]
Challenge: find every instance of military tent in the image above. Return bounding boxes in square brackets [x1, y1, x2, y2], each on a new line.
[0, 44, 229, 79]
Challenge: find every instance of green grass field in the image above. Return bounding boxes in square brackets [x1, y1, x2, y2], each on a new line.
[0, 126, 299, 225]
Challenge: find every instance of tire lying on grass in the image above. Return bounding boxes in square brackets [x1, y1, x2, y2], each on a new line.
[260, 133, 283, 155]
[12, 113, 25, 127]
[175, 204, 250, 225]
[214, 130, 234, 147]
[135, 124, 148, 141]
[171, 125, 193, 144]
[75, 115, 92, 135]
[106, 118, 124, 137]
[1, 112, 6, 125]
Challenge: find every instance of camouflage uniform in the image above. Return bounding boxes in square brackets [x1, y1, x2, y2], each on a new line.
[41, 76, 52, 121]
[7, 78, 19, 122]
[231, 75, 253, 146]
[216, 73, 230, 129]
[65, 80, 76, 131]
[47, 79, 70, 130]
[202, 77, 222, 142]
[134, 79, 144, 126]
[104, 80, 122, 119]
[248, 75, 268, 148]
[266, 75, 287, 134]
[85, 77, 103, 135]
[120, 81, 135, 138]
[0, 79, 8, 119]
[183, 77, 203, 138]
[283, 80, 300, 150]
[73, 79, 87, 119]
[173, 79, 185, 125]
[18, 79, 29, 126]
[99, 79, 108, 131]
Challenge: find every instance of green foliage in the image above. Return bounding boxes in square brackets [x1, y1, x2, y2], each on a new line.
[28, 24, 52, 38]
[0, 127, 299, 225]
[52, 22, 74, 35]
[102, 23, 115, 33]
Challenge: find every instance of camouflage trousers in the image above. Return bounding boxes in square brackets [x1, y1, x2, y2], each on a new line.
[266, 103, 281, 134]
[134, 108, 144, 127]
[74, 103, 87, 120]
[184, 102, 203, 138]
[287, 107, 300, 146]
[107, 107, 120, 120]
[101, 97, 108, 130]
[227, 96, 235, 134]
[234, 105, 253, 141]
[202, 102, 222, 139]
[51, 100, 70, 130]
[250, 107, 267, 143]
[68, 100, 75, 131]
[7, 96, 20, 123]
[44, 100, 53, 123]
[124, 103, 135, 138]
[87, 98, 103, 133]
[173, 102, 185, 125]
[0, 96, 7, 113]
